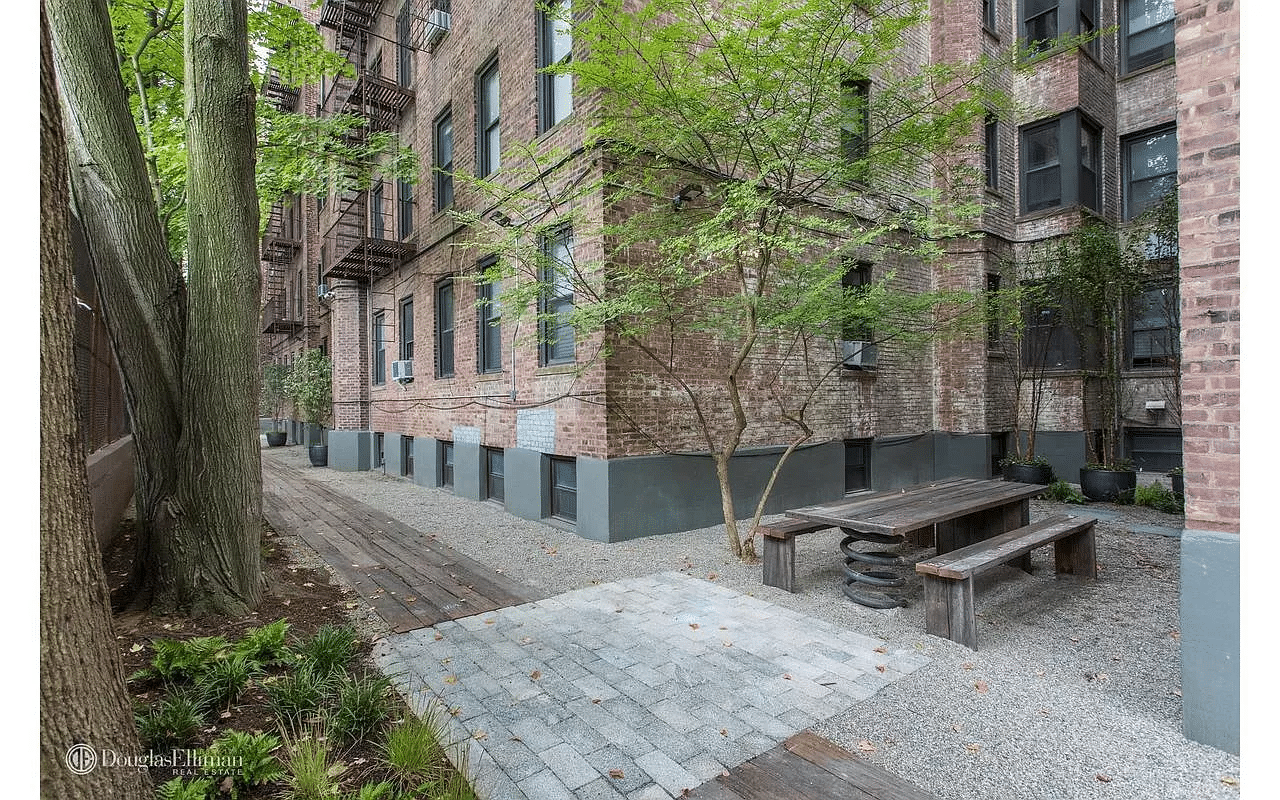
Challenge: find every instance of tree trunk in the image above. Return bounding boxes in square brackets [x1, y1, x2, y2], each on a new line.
[48, 0, 263, 615]
[39, 7, 151, 796]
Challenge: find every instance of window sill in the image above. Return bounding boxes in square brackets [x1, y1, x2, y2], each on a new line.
[1118, 58, 1175, 83]
[536, 362, 578, 376]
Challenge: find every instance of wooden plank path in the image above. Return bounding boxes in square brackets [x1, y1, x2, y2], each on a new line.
[688, 731, 939, 800]
[262, 458, 540, 633]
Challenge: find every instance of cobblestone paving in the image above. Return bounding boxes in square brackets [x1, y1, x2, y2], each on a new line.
[375, 571, 930, 800]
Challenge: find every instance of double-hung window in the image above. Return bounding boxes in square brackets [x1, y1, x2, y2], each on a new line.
[399, 296, 414, 362]
[1022, 1, 1097, 54]
[477, 59, 501, 177]
[434, 108, 454, 210]
[1123, 125, 1177, 220]
[840, 77, 871, 180]
[1123, 0, 1175, 73]
[539, 226, 575, 365]
[435, 278, 454, 377]
[372, 310, 387, 384]
[1022, 284, 1083, 370]
[538, 0, 573, 131]
[477, 257, 502, 373]
[484, 447, 505, 502]
[398, 178, 413, 238]
[396, 0, 412, 86]
[549, 456, 577, 521]
[1129, 284, 1179, 368]
[1020, 111, 1100, 214]
[370, 181, 385, 239]
[984, 112, 1000, 191]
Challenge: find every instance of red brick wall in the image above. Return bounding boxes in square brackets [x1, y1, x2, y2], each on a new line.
[1175, 0, 1240, 533]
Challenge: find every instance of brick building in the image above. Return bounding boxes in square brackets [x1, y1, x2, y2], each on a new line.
[260, 0, 1237, 750]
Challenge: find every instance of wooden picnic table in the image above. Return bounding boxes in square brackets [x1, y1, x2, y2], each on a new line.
[774, 477, 1048, 608]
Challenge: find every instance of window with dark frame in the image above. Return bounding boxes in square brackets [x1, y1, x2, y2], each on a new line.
[840, 259, 873, 342]
[1020, 111, 1100, 214]
[538, 0, 573, 132]
[1023, 0, 1058, 52]
[1123, 0, 1174, 73]
[539, 226, 575, 365]
[1022, 285, 1084, 370]
[372, 310, 387, 384]
[1123, 125, 1177, 221]
[840, 76, 871, 179]
[484, 447, 505, 502]
[439, 441, 454, 488]
[399, 295, 414, 361]
[434, 109, 454, 210]
[477, 58, 501, 177]
[844, 439, 871, 493]
[396, 0, 412, 86]
[435, 278, 454, 377]
[1125, 428, 1182, 473]
[402, 436, 414, 477]
[1079, 0, 1098, 56]
[374, 432, 384, 467]
[549, 456, 577, 521]
[983, 0, 997, 31]
[984, 112, 1000, 190]
[398, 178, 413, 238]
[370, 180, 385, 239]
[477, 258, 502, 373]
[1129, 284, 1179, 368]
[986, 273, 1001, 346]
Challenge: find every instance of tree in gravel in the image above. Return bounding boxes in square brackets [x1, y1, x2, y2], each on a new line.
[40, 5, 152, 796]
[48, 0, 265, 614]
[462, 0, 1012, 559]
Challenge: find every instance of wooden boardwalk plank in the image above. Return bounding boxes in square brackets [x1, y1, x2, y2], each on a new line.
[261, 457, 541, 632]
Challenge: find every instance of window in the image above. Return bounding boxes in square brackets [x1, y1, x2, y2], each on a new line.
[402, 436, 414, 477]
[990, 432, 1008, 477]
[1124, 126, 1177, 220]
[370, 181, 385, 239]
[374, 432, 385, 468]
[840, 77, 871, 178]
[986, 273, 1001, 346]
[539, 226, 575, 365]
[1125, 428, 1181, 472]
[484, 447, 505, 502]
[435, 279, 454, 377]
[477, 258, 502, 373]
[841, 259, 873, 342]
[396, 0, 413, 86]
[983, 0, 997, 31]
[398, 178, 414, 238]
[1022, 287, 1083, 369]
[1022, 0, 1096, 54]
[399, 296, 414, 361]
[1020, 111, 1100, 214]
[1123, 0, 1174, 73]
[538, 0, 573, 131]
[1129, 285, 1179, 368]
[844, 440, 871, 493]
[477, 58, 501, 177]
[549, 456, 577, 521]
[434, 109, 454, 210]
[439, 441, 454, 488]
[372, 310, 387, 384]
[984, 112, 1000, 191]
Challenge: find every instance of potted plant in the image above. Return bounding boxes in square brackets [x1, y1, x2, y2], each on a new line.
[993, 280, 1055, 485]
[285, 348, 332, 466]
[260, 362, 290, 447]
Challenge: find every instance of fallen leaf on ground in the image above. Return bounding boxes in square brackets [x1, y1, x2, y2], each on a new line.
[473, 730, 488, 741]
[975, 680, 989, 693]
[720, 729, 728, 737]
[951, 724, 961, 732]
[1170, 630, 1181, 641]
[689, 623, 700, 630]
[520, 637, 534, 644]
[875, 646, 888, 654]
[1221, 776, 1239, 786]
[707, 572, 718, 580]
[857, 741, 877, 753]
[530, 670, 542, 681]
[609, 769, 625, 779]
[876, 665, 887, 673]
[965, 743, 981, 754]
[783, 674, 792, 680]
[434, 632, 444, 641]
[1096, 773, 1112, 783]
[129, 643, 144, 653]
[443, 675, 458, 685]
[961, 662, 974, 670]
[484, 618, 496, 625]
[592, 698, 602, 704]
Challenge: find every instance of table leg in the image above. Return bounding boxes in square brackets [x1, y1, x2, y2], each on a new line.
[936, 501, 1033, 571]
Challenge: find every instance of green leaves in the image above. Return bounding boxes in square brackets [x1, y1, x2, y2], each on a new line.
[285, 349, 332, 426]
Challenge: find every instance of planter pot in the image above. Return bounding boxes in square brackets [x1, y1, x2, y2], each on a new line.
[1079, 467, 1137, 502]
[1002, 462, 1054, 485]
[1170, 473, 1184, 496]
[308, 445, 328, 467]
[265, 431, 287, 447]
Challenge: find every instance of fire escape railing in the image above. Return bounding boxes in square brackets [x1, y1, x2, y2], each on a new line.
[261, 197, 305, 334]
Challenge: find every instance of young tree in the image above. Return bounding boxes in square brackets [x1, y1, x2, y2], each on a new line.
[40, 6, 151, 795]
[463, 0, 1008, 558]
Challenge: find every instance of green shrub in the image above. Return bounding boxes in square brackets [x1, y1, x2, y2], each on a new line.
[196, 652, 261, 711]
[143, 636, 231, 684]
[156, 776, 215, 800]
[381, 711, 445, 793]
[298, 625, 359, 676]
[329, 671, 393, 744]
[136, 690, 205, 750]
[267, 665, 336, 732]
[282, 726, 347, 800]
[235, 619, 293, 667]
[1041, 480, 1086, 504]
[205, 730, 285, 797]
[341, 782, 397, 800]
[1133, 481, 1183, 514]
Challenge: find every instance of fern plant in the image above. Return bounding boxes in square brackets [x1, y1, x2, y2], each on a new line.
[205, 730, 286, 797]
[156, 776, 215, 800]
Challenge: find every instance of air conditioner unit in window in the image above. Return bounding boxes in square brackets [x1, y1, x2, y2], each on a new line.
[390, 359, 414, 383]
[422, 10, 451, 51]
[840, 340, 877, 369]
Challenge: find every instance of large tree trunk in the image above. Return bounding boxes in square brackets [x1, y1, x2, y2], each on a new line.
[40, 7, 151, 796]
[47, 0, 263, 615]
[179, 0, 264, 612]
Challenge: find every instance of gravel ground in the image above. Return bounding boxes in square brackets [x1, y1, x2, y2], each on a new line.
[263, 446, 1242, 799]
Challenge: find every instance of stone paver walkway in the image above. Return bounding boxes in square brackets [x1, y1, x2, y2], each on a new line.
[374, 571, 930, 800]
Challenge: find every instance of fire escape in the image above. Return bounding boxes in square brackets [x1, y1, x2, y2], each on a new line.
[318, 0, 415, 283]
[260, 195, 304, 335]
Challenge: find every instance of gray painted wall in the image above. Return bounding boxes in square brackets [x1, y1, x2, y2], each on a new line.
[385, 433, 406, 477]
[454, 441, 482, 501]
[329, 430, 372, 472]
[1029, 431, 1089, 484]
[413, 437, 437, 488]
[1180, 529, 1240, 754]
[504, 447, 546, 522]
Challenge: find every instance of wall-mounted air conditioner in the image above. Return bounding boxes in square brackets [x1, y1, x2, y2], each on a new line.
[840, 340, 877, 369]
[391, 359, 414, 383]
[423, 10, 451, 51]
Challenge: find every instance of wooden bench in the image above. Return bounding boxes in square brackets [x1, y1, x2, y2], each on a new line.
[760, 519, 833, 593]
[915, 513, 1097, 649]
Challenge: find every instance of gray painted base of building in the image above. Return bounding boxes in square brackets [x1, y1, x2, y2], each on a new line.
[329, 430, 373, 472]
[1179, 528, 1240, 754]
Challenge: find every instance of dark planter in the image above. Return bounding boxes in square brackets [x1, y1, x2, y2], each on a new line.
[265, 431, 287, 447]
[1170, 473, 1184, 496]
[1079, 467, 1137, 502]
[1002, 462, 1054, 485]
[308, 445, 328, 467]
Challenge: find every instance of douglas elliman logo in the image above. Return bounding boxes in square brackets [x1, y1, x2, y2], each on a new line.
[64, 744, 240, 774]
